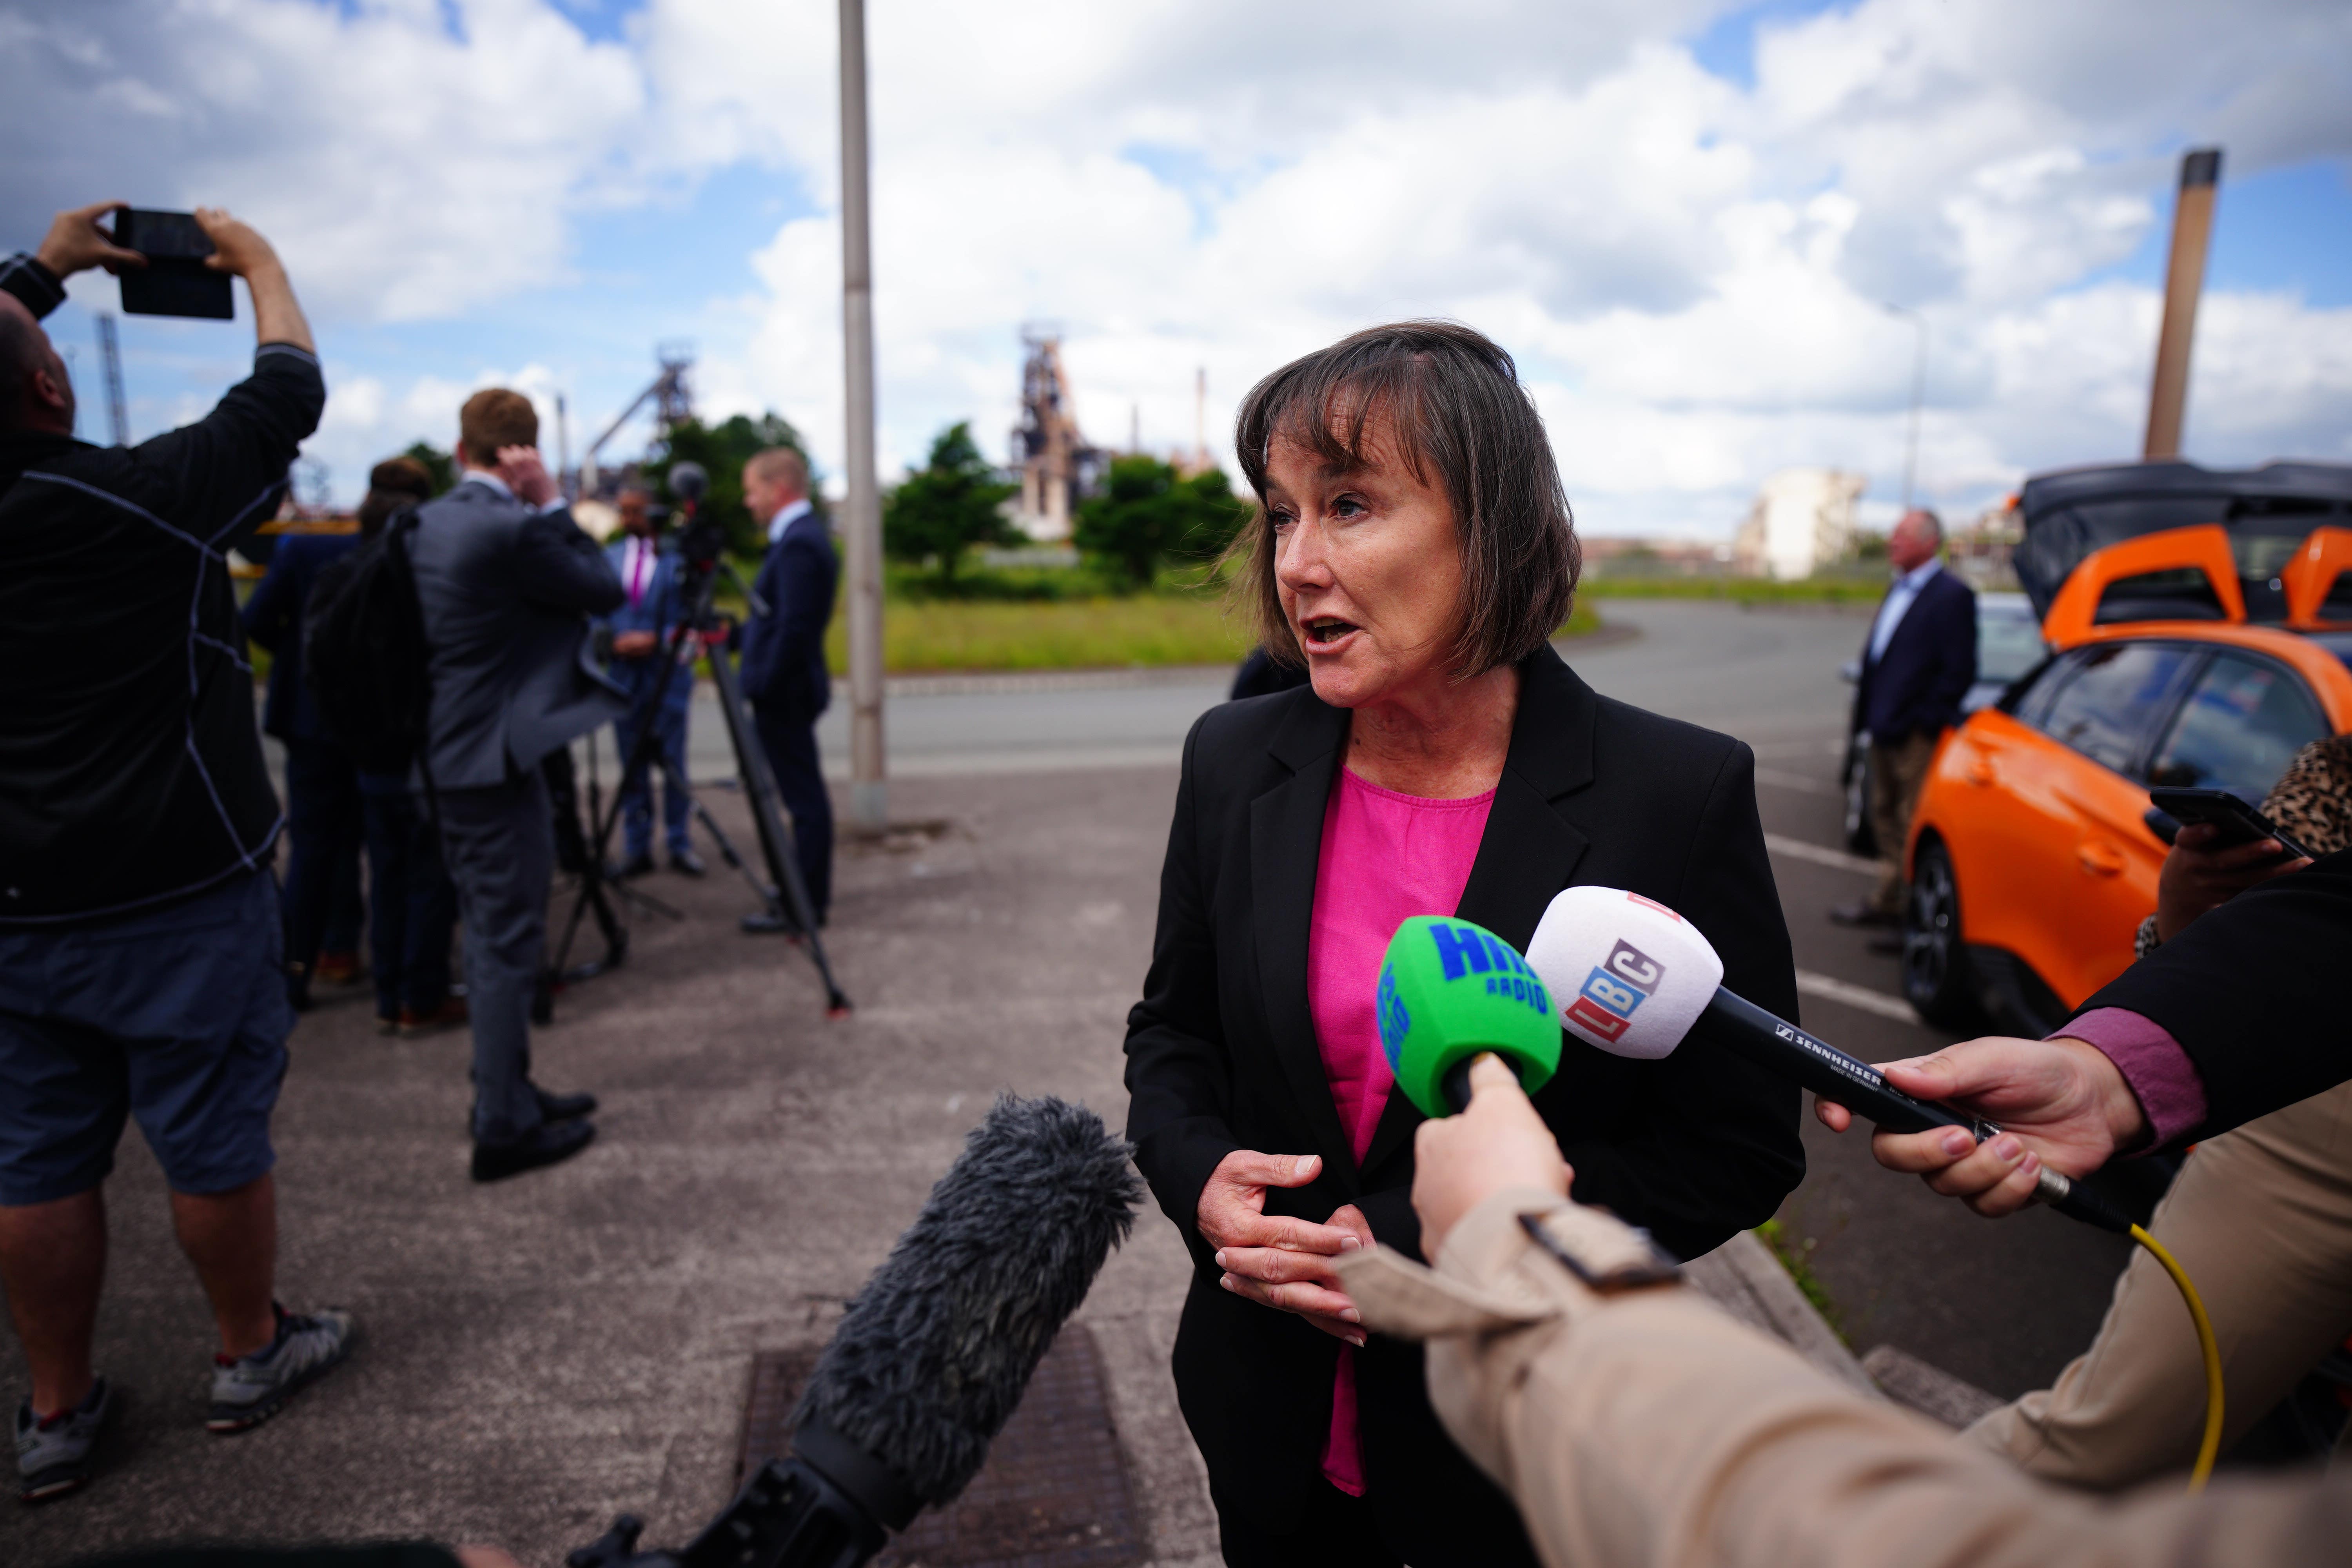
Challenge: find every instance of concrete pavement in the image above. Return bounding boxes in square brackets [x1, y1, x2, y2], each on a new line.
[22, 599, 2142, 1563]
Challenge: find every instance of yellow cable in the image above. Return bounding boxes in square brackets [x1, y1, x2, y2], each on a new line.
[2130, 1222, 2224, 1492]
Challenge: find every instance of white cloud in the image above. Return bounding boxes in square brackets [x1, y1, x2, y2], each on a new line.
[10, 0, 2352, 528]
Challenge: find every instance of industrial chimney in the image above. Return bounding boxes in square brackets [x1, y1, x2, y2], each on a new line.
[2144, 147, 2222, 460]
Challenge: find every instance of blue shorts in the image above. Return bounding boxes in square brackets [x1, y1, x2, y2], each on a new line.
[0, 869, 292, 1205]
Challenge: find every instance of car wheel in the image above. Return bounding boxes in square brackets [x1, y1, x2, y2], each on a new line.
[1902, 838, 1984, 1030]
[1842, 740, 1876, 857]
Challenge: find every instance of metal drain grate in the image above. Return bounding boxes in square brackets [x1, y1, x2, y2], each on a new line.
[738, 1323, 1145, 1568]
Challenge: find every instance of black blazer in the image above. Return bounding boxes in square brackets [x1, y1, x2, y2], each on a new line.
[740, 511, 838, 722]
[2073, 847, 2352, 1143]
[1857, 566, 1976, 741]
[242, 530, 358, 743]
[1123, 644, 1804, 1565]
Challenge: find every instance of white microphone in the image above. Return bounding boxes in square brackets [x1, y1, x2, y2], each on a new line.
[1523, 886, 1720, 1059]
[1523, 886, 2132, 1234]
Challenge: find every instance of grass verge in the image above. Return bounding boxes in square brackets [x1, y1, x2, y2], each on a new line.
[1755, 1218, 1848, 1344]
[1582, 576, 1885, 605]
[822, 594, 1605, 674]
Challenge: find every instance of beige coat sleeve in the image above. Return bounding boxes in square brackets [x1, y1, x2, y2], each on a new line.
[1335, 1188, 2352, 1568]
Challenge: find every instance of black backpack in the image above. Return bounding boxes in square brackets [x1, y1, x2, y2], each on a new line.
[302, 507, 434, 778]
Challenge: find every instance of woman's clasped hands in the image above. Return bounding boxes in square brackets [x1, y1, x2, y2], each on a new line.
[1198, 1149, 1374, 1347]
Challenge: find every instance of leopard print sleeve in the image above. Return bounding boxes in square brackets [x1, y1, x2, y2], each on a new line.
[2260, 735, 2352, 858]
[2135, 735, 2351, 962]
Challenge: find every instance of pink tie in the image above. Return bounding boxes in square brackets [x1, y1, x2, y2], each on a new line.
[629, 541, 650, 608]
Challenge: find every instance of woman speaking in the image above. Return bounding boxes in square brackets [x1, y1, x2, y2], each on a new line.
[1123, 321, 1805, 1567]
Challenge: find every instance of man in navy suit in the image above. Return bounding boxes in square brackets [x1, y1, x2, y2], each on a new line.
[1833, 508, 1977, 939]
[599, 484, 704, 878]
[242, 522, 366, 1009]
[737, 447, 838, 933]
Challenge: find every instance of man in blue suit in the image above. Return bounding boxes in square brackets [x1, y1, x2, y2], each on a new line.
[737, 447, 838, 933]
[1832, 508, 1977, 939]
[241, 523, 366, 1010]
[599, 484, 704, 878]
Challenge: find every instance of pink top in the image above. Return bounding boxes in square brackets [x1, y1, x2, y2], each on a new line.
[1305, 766, 1495, 1495]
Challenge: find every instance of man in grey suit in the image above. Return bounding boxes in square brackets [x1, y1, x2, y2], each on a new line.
[409, 389, 626, 1181]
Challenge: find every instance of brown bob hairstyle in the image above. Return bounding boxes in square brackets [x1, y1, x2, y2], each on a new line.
[1232, 319, 1580, 678]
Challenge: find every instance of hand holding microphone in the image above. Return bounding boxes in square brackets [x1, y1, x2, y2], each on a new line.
[1411, 1054, 1572, 1254]
[1815, 1036, 2151, 1217]
[1516, 887, 2135, 1236]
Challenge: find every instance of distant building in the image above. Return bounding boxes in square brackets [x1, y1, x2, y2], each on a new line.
[1733, 468, 1866, 580]
[1009, 327, 1107, 541]
[1947, 496, 2023, 589]
[1580, 537, 1737, 577]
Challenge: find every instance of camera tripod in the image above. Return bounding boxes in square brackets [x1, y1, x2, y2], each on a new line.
[547, 468, 851, 1018]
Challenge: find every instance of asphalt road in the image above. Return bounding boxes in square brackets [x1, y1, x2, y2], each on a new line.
[653, 595, 2137, 1397]
[49, 596, 2140, 1567]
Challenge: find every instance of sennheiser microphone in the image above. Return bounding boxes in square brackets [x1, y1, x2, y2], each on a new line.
[1523, 887, 2133, 1235]
[567, 1094, 1144, 1568]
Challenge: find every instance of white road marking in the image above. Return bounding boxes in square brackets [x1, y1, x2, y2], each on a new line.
[1795, 969, 1922, 1024]
[1754, 766, 1836, 796]
[1764, 833, 1878, 876]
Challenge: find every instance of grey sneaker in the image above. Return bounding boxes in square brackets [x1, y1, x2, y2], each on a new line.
[207, 1304, 356, 1434]
[16, 1377, 113, 1503]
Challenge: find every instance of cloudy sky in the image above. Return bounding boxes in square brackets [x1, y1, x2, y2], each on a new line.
[6, 0, 2350, 535]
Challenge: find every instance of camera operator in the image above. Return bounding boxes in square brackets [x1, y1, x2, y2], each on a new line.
[408, 390, 623, 1182]
[0, 202, 354, 1503]
[1329, 1052, 2352, 1568]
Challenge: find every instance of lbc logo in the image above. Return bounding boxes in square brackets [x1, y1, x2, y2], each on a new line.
[1564, 939, 1665, 1044]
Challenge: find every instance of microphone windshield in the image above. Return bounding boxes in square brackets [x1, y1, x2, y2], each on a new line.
[795, 1094, 1142, 1511]
[1524, 886, 1721, 1060]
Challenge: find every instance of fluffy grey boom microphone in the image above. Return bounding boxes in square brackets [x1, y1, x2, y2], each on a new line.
[793, 1092, 1144, 1509]
[566, 1094, 1142, 1568]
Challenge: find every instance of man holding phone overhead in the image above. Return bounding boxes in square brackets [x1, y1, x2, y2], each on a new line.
[0, 202, 354, 1503]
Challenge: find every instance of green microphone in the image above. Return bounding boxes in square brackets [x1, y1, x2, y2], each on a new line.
[1376, 915, 1563, 1118]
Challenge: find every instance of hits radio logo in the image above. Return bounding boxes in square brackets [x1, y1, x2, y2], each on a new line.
[1376, 967, 1410, 1058]
[1427, 922, 1553, 1019]
[1564, 939, 1666, 1044]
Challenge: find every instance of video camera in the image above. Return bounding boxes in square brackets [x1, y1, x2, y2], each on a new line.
[666, 461, 728, 572]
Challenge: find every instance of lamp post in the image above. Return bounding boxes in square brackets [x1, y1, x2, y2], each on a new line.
[839, 0, 886, 831]
[1881, 302, 1927, 512]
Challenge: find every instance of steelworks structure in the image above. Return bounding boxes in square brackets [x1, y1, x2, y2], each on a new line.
[1010, 325, 1105, 540]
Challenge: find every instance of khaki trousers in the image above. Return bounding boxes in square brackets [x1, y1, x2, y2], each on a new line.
[1963, 1080, 2352, 1488]
[1869, 730, 1941, 917]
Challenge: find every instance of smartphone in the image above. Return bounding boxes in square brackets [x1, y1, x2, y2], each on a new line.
[112, 209, 234, 320]
[2146, 787, 2316, 862]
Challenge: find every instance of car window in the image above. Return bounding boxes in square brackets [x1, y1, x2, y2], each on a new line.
[2028, 642, 2196, 775]
[1976, 604, 2046, 683]
[2147, 653, 2328, 800]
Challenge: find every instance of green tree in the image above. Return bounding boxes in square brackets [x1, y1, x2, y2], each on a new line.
[641, 412, 822, 559]
[401, 441, 456, 496]
[882, 423, 1021, 586]
[1073, 457, 1250, 590]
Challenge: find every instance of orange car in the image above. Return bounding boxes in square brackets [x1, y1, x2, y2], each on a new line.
[1901, 461, 2352, 1033]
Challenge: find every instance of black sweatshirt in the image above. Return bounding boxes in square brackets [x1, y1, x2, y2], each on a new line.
[0, 252, 324, 926]
[2071, 847, 2352, 1143]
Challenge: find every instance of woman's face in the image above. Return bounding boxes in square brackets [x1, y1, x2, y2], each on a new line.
[1267, 419, 1463, 711]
